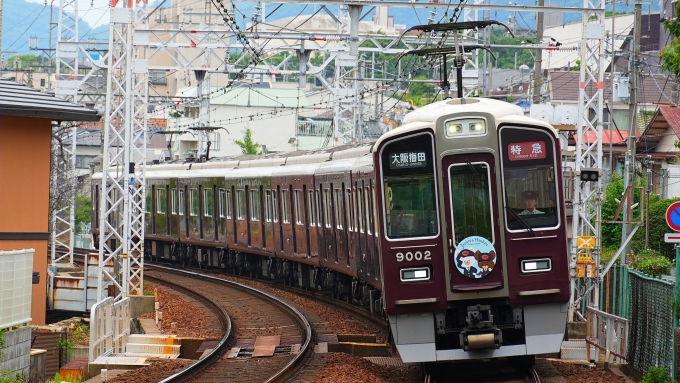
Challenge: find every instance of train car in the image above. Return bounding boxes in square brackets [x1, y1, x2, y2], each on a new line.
[91, 97, 568, 364]
[375, 98, 569, 363]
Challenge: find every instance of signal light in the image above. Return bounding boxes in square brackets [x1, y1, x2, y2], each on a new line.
[580, 169, 599, 182]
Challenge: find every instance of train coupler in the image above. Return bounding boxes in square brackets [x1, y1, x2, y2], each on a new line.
[459, 304, 502, 350]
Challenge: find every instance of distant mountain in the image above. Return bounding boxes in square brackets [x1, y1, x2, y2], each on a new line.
[2, 0, 659, 56]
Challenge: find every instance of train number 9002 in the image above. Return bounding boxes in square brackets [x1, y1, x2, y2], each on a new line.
[395, 251, 431, 262]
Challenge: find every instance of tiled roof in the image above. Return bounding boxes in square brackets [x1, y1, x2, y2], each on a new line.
[548, 70, 673, 104]
[638, 107, 680, 150]
[0, 79, 100, 121]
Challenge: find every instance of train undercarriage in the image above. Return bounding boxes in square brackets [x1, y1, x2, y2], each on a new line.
[143, 239, 384, 316]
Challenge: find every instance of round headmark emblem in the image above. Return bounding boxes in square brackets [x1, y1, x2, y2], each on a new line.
[454, 236, 496, 279]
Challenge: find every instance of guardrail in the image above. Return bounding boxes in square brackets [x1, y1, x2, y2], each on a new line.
[89, 297, 130, 362]
[586, 306, 629, 363]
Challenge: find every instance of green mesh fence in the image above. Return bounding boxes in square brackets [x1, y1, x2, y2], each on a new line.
[598, 266, 674, 376]
[626, 268, 674, 376]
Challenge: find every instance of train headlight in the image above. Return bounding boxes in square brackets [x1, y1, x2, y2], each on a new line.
[447, 123, 463, 135]
[400, 267, 430, 282]
[469, 122, 486, 133]
[521, 258, 552, 273]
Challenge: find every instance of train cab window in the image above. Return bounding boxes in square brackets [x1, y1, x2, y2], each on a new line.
[145, 188, 152, 213]
[251, 189, 261, 221]
[282, 190, 290, 223]
[236, 190, 245, 220]
[190, 188, 199, 216]
[179, 189, 185, 215]
[308, 190, 316, 227]
[204, 188, 213, 217]
[448, 162, 493, 244]
[295, 190, 303, 225]
[265, 191, 273, 222]
[500, 126, 559, 231]
[380, 133, 439, 239]
[171, 189, 178, 214]
[219, 189, 226, 218]
[156, 188, 167, 214]
[334, 189, 343, 229]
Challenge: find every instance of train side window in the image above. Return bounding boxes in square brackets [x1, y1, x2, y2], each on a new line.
[251, 189, 261, 221]
[179, 189, 185, 215]
[358, 187, 365, 233]
[308, 190, 316, 226]
[334, 188, 343, 229]
[449, 162, 493, 244]
[156, 188, 166, 214]
[324, 189, 331, 228]
[346, 189, 353, 231]
[145, 188, 152, 213]
[364, 186, 372, 235]
[265, 191, 273, 222]
[295, 190, 303, 224]
[380, 132, 439, 239]
[225, 190, 232, 218]
[171, 189, 178, 214]
[219, 189, 226, 218]
[500, 126, 559, 231]
[236, 190, 245, 220]
[316, 188, 322, 227]
[204, 188, 214, 217]
[282, 190, 290, 223]
[190, 188, 199, 216]
[272, 190, 279, 222]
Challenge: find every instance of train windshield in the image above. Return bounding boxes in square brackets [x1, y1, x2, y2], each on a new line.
[381, 133, 439, 239]
[449, 162, 493, 244]
[500, 126, 559, 231]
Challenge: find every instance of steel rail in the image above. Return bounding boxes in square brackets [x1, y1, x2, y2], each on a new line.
[145, 273, 232, 383]
[147, 264, 314, 383]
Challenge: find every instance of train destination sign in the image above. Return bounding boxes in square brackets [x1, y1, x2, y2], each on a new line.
[507, 141, 546, 161]
[389, 151, 427, 169]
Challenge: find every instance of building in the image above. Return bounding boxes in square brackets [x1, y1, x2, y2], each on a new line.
[0, 78, 100, 325]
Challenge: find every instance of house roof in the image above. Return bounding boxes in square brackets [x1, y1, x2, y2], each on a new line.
[548, 70, 673, 104]
[637, 107, 680, 151]
[0, 79, 100, 121]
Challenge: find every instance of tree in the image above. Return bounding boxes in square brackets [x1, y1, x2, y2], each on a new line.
[233, 127, 261, 155]
[660, 2, 680, 79]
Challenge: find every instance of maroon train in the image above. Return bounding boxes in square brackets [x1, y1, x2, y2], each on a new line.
[92, 97, 570, 363]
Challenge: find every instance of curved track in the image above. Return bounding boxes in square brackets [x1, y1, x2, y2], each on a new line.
[146, 265, 313, 383]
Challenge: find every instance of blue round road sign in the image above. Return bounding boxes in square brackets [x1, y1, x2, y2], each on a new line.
[666, 201, 680, 232]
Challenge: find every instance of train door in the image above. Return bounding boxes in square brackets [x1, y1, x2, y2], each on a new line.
[264, 189, 275, 252]
[307, 188, 319, 259]
[442, 153, 503, 291]
[369, 181, 380, 282]
[345, 186, 356, 272]
[150, 185, 156, 235]
[281, 186, 295, 255]
[236, 188, 247, 247]
[322, 182, 337, 264]
[248, 186, 263, 250]
[355, 182, 367, 278]
[293, 188, 308, 257]
[179, 184, 188, 241]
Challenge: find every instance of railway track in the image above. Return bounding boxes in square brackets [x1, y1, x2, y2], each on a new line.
[145, 265, 314, 383]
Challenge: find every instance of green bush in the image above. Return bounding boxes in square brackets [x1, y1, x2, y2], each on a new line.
[600, 247, 619, 266]
[640, 367, 673, 383]
[632, 248, 672, 277]
[0, 370, 23, 383]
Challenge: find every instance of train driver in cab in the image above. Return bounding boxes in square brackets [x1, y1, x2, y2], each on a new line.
[390, 206, 409, 235]
[519, 190, 544, 215]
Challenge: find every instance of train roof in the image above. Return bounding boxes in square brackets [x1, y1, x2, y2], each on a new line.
[315, 157, 360, 175]
[271, 162, 323, 177]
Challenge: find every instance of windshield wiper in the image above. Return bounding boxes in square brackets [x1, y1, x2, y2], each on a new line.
[505, 206, 535, 236]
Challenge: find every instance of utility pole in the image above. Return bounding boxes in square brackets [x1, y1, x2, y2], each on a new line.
[532, 0, 544, 104]
[621, 0, 641, 254]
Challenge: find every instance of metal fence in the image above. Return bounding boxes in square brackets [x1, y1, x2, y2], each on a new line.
[627, 268, 675, 377]
[89, 297, 130, 362]
[601, 265, 674, 377]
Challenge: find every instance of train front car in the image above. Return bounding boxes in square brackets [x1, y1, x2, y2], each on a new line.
[375, 98, 569, 363]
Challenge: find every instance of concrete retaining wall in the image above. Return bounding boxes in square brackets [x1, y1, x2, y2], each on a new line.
[0, 327, 32, 376]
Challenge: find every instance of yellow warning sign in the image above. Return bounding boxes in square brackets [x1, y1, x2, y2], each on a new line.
[577, 236, 596, 249]
[576, 264, 586, 278]
[577, 252, 593, 264]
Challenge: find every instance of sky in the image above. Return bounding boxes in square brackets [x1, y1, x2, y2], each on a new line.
[20, 0, 112, 29]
